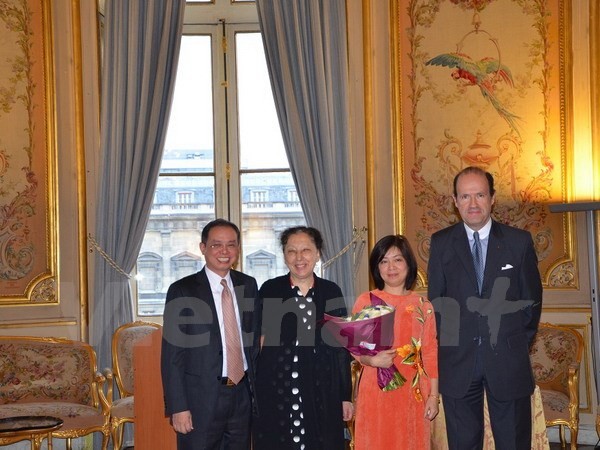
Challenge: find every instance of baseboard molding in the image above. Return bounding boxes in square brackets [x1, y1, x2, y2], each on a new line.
[546, 424, 599, 446]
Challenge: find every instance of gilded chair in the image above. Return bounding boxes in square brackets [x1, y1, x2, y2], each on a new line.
[108, 321, 162, 450]
[347, 359, 363, 449]
[529, 322, 583, 450]
[0, 336, 111, 450]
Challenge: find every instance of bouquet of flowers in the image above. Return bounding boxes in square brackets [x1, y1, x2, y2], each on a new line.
[322, 293, 406, 391]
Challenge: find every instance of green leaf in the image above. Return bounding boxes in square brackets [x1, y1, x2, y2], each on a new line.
[411, 375, 419, 388]
[402, 354, 416, 364]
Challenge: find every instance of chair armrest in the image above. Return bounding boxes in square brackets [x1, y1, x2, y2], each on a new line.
[95, 369, 113, 415]
[567, 362, 580, 419]
[103, 368, 114, 402]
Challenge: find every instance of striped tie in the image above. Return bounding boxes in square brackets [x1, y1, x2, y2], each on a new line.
[221, 279, 244, 384]
[472, 231, 484, 294]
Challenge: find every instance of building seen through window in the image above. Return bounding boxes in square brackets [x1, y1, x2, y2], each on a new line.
[136, 13, 306, 316]
[138, 147, 304, 316]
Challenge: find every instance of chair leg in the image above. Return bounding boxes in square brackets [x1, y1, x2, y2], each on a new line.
[558, 425, 566, 448]
[32, 435, 43, 450]
[112, 422, 123, 450]
[569, 425, 578, 450]
[101, 431, 110, 450]
[66, 437, 73, 450]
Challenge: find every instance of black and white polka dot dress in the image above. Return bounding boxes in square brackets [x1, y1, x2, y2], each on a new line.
[287, 286, 314, 448]
[253, 274, 351, 450]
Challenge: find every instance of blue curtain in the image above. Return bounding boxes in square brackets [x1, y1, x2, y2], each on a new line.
[256, 0, 355, 303]
[91, 0, 185, 374]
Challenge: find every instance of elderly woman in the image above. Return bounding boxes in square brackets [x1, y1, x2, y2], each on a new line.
[253, 226, 353, 450]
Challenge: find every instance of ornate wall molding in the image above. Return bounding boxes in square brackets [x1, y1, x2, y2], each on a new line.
[0, 0, 57, 305]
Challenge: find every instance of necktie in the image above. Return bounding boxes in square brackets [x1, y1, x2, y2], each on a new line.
[472, 231, 484, 293]
[221, 279, 244, 384]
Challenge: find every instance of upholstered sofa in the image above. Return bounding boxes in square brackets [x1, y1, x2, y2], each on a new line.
[0, 336, 111, 449]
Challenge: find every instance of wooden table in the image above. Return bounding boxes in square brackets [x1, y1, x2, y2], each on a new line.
[431, 385, 550, 449]
[134, 329, 177, 450]
[0, 416, 63, 450]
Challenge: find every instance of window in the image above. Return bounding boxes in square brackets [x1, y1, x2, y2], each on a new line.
[246, 249, 276, 287]
[287, 189, 300, 207]
[176, 191, 194, 209]
[171, 251, 203, 282]
[137, 252, 163, 292]
[249, 190, 268, 208]
[136, 1, 306, 316]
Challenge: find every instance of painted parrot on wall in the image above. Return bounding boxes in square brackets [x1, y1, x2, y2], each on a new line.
[426, 52, 521, 138]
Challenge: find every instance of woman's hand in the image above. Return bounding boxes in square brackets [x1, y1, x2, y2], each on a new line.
[342, 401, 354, 421]
[359, 349, 397, 368]
[424, 395, 439, 421]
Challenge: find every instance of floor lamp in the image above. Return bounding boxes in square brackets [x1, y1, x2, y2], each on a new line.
[549, 201, 600, 445]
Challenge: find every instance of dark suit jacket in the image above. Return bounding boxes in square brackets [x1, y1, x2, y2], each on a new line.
[427, 220, 542, 401]
[161, 268, 261, 418]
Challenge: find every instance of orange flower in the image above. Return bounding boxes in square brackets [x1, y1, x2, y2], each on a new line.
[405, 304, 415, 313]
[414, 387, 423, 402]
[396, 344, 413, 358]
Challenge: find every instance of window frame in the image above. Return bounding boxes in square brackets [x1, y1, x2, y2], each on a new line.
[134, 2, 306, 318]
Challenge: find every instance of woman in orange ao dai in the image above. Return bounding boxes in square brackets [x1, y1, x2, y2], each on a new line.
[352, 235, 439, 450]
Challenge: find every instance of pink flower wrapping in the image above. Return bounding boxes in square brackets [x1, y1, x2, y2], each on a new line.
[322, 292, 406, 391]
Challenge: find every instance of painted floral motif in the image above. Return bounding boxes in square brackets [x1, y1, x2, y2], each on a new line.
[0, 150, 9, 177]
[449, 0, 498, 12]
[0, 0, 39, 280]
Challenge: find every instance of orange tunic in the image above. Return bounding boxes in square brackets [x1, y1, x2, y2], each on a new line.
[353, 290, 438, 450]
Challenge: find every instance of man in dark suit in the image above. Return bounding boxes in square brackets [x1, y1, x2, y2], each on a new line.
[161, 218, 261, 450]
[427, 166, 542, 450]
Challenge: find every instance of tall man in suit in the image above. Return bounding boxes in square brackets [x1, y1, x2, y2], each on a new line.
[161, 218, 261, 450]
[427, 166, 542, 450]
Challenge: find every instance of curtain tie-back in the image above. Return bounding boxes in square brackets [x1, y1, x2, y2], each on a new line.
[88, 233, 132, 279]
[321, 227, 367, 277]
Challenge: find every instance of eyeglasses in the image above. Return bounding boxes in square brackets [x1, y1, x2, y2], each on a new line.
[208, 242, 239, 251]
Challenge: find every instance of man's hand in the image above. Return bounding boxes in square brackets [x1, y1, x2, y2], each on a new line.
[171, 410, 193, 434]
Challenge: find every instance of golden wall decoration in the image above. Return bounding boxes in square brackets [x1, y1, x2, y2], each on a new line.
[392, 0, 575, 289]
[0, 0, 57, 304]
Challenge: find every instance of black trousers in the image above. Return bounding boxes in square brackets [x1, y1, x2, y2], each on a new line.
[177, 378, 251, 450]
[443, 346, 532, 450]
